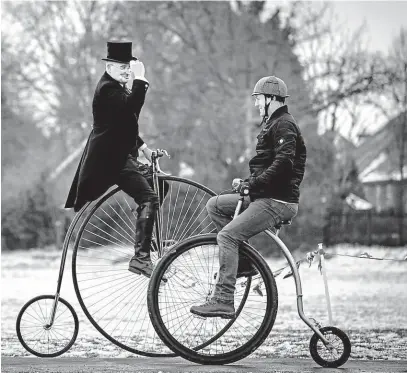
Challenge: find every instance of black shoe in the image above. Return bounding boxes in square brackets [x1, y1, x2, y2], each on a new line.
[237, 255, 258, 278]
[190, 298, 235, 319]
[128, 257, 154, 278]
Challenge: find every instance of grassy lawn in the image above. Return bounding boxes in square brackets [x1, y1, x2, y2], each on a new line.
[1, 244, 406, 359]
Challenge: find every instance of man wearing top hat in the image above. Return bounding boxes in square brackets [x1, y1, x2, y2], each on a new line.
[65, 41, 166, 278]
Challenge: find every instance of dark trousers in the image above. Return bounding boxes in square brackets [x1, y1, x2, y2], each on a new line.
[117, 155, 168, 208]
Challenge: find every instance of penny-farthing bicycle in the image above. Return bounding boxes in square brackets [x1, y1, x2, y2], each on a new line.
[147, 185, 351, 367]
[16, 150, 221, 357]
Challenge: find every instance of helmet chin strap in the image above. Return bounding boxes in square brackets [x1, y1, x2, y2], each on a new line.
[259, 96, 272, 126]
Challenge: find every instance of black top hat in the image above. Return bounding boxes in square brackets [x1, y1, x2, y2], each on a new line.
[101, 42, 138, 64]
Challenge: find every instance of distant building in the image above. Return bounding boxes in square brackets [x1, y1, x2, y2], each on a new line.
[353, 112, 407, 213]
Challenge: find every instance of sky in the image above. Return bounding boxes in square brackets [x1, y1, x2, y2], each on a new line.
[332, 0, 407, 53]
[264, 0, 407, 52]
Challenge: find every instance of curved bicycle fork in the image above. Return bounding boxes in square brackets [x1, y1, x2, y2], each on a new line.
[264, 229, 334, 350]
[46, 158, 166, 328]
[45, 203, 91, 328]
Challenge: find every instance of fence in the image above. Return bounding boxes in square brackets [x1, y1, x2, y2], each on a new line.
[324, 211, 407, 247]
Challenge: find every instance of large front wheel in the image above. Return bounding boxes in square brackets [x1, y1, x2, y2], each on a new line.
[72, 176, 216, 357]
[147, 234, 278, 365]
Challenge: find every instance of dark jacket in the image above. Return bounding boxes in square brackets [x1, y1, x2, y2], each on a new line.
[65, 72, 149, 212]
[247, 105, 306, 203]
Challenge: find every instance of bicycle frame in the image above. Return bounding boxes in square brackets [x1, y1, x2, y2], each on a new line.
[151, 152, 165, 257]
[264, 229, 330, 345]
[46, 151, 168, 328]
[234, 192, 330, 346]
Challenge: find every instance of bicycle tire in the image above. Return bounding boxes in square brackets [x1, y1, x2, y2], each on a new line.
[147, 234, 278, 365]
[16, 295, 79, 357]
[72, 176, 216, 357]
[309, 326, 351, 368]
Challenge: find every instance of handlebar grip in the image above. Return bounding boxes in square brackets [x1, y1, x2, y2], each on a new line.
[153, 149, 170, 159]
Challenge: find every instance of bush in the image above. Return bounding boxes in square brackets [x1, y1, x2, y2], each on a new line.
[1, 175, 58, 250]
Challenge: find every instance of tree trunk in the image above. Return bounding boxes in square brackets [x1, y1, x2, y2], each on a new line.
[399, 61, 407, 244]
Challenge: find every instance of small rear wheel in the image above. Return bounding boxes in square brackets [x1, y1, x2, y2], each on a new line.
[309, 326, 351, 367]
[16, 295, 79, 357]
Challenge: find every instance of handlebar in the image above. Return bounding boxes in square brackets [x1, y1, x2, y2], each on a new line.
[232, 184, 250, 197]
[151, 149, 171, 175]
[152, 149, 170, 159]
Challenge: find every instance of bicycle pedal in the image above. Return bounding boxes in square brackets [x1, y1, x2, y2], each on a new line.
[240, 280, 248, 287]
[252, 284, 264, 296]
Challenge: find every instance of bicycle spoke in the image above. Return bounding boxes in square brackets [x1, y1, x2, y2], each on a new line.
[17, 296, 78, 357]
[73, 179, 216, 356]
[154, 238, 273, 357]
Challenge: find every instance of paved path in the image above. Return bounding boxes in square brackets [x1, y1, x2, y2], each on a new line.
[2, 357, 407, 373]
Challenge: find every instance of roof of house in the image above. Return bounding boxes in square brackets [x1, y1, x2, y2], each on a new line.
[352, 112, 406, 183]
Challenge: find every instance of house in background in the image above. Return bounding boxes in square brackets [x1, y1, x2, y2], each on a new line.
[323, 113, 406, 246]
[353, 112, 407, 214]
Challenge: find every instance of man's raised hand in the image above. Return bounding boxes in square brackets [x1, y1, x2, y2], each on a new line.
[130, 60, 146, 78]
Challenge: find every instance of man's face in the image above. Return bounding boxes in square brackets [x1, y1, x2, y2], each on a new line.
[107, 62, 131, 83]
[254, 94, 268, 117]
[254, 95, 281, 117]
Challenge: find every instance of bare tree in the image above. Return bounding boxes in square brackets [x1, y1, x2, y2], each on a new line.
[2, 1, 121, 151]
[289, 2, 387, 137]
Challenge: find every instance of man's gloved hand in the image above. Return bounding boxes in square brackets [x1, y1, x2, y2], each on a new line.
[130, 60, 145, 76]
[232, 178, 243, 190]
[236, 181, 250, 195]
[130, 60, 149, 84]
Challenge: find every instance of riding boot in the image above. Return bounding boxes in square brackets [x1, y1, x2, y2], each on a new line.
[128, 202, 156, 277]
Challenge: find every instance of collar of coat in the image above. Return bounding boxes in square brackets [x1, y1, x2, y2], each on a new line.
[260, 105, 289, 129]
[266, 105, 288, 123]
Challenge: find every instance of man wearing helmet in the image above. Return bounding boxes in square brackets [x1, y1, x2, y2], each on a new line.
[191, 76, 307, 319]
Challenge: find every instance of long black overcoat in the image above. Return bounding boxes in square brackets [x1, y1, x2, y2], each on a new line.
[65, 72, 149, 212]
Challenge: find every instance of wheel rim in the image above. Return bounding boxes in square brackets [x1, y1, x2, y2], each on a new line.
[316, 333, 345, 362]
[17, 295, 78, 357]
[72, 176, 216, 356]
[151, 237, 276, 359]
[312, 327, 350, 365]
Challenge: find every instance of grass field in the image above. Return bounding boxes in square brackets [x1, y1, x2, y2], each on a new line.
[1, 244, 406, 360]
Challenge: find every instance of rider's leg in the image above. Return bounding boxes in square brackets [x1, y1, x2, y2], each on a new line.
[117, 158, 160, 277]
[192, 198, 297, 318]
[205, 194, 246, 232]
[206, 194, 257, 278]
